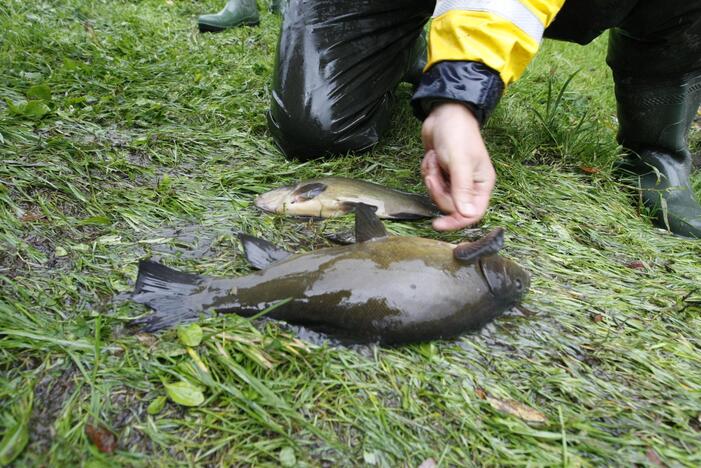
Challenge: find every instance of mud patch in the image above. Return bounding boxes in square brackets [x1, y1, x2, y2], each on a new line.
[29, 364, 78, 454]
[0, 249, 26, 278]
[103, 386, 157, 454]
[126, 148, 151, 168]
[29, 364, 159, 456]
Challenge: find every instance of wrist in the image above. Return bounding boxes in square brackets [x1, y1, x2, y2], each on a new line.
[424, 100, 479, 123]
[428, 102, 481, 130]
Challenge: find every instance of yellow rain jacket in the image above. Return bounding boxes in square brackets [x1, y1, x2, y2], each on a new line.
[412, 0, 566, 124]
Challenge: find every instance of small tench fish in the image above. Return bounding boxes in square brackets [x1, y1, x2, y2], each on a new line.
[130, 205, 529, 345]
[254, 176, 437, 219]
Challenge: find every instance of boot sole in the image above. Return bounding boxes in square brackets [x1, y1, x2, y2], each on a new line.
[198, 19, 260, 33]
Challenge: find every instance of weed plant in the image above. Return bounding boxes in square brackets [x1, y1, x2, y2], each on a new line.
[1, 0, 700, 465]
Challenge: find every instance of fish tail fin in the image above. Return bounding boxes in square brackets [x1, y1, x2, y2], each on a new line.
[130, 260, 207, 332]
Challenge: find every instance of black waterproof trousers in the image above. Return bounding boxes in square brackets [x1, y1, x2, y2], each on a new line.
[268, 0, 701, 160]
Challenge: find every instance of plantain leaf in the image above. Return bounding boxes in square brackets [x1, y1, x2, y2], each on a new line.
[164, 381, 204, 407]
[177, 323, 203, 347]
[26, 84, 51, 101]
[147, 396, 167, 415]
[7, 100, 51, 120]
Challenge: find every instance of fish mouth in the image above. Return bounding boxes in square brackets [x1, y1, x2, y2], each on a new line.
[254, 187, 292, 213]
[478, 257, 530, 302]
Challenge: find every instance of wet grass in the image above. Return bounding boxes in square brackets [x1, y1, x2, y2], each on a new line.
[1, 0, 700, 465]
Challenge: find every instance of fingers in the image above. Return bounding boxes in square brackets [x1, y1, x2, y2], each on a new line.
[423, 149, 494, 230]
[422, 151, 456, 214]
[432, 212, 476, 231]
[420, 102, 496, 232]
[449, 155, 478, 218]
[423, 152, 484, 230]
[450, 155, 494, 220]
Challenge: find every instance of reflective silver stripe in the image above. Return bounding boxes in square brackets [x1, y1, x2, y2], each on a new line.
[433, 0, 544, 43]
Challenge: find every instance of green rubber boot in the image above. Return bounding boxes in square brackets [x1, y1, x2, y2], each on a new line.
[616, 74, 701, 238]
[198, 0, 259, 33]
[269, 0, 286, 15]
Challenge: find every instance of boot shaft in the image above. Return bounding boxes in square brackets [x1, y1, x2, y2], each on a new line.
[615, 74, 701, 155]
[222, 0, 258, 16]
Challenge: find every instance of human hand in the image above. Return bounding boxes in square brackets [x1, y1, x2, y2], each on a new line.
[420, 102, 496, 231]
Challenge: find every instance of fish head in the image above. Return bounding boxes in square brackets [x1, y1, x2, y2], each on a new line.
[255, 186, 295, 213]
[254, 182, 329, 216]
[478, 255, 530, 306]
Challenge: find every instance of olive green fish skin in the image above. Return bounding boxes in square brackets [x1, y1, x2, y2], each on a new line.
[254, 176, 437, 219]
[171, 236, 529, 345]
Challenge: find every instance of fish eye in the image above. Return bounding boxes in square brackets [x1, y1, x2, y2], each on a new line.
[515, 278, 523, 290]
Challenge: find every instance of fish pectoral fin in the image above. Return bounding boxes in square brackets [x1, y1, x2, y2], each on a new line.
[453, 228, 505, 263]
[354, 203, 388, 242]
[291, 182, 327, 202]
[238, 233, 292, 269]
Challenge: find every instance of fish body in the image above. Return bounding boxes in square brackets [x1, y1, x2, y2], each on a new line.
[254, 176, 437, 219]
[131, 210, 529, 345]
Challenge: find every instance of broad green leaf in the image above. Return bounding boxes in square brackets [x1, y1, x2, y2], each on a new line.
[164, 381, 204, 407]
[8, 100, 50, 120]
[22, 101, 50, 119]
[147, 396, 167, 415]
[279, 447, 296, 467]
[0, 417, 29, 465]
[26, 84, 51, 101]
[177, 323, 203, 347]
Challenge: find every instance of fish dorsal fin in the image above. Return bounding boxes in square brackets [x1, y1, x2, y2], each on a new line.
[238, 234, 291, 269]
[453, 228, 505, 264]
[354, 203, 387, 242]
[292, 182, 327, 202]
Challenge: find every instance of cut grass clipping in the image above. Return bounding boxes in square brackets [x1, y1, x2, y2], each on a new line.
[1, 0, 700, 466]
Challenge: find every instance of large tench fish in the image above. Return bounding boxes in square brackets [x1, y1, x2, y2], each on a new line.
[254, 176, 437, 219]
[131, 205, 529, 344]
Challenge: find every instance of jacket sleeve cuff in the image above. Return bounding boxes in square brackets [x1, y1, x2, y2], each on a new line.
[411, 61, 504, 127]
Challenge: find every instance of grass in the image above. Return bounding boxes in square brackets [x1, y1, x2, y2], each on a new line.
[1, 0, 700, 465]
